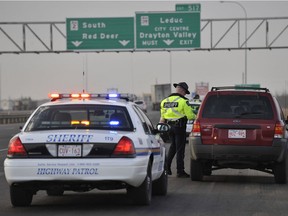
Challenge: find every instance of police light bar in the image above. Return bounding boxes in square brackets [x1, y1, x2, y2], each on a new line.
[108, 93, 119, 98]
[71, 120, 90, 126]
[109, 120, 120, 126]
[48, 93, 132, 101]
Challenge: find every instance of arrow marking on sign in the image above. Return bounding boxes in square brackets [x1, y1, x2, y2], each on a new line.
[163, 39, 174, 46]
[119, 40, 130, 47]
[72, 41, 83, 47]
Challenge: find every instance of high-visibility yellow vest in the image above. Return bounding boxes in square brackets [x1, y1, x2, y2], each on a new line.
[160, 94, 196, 121]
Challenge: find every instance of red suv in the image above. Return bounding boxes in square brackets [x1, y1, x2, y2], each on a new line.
[189, 86, 288, 183]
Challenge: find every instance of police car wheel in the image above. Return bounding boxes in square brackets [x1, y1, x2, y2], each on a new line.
[10, 186, 33, 207]
[152, 162, 168, 196]
[127, 162, 152, 205]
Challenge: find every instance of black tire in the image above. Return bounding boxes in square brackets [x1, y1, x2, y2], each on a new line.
[46, 189, 64, 196]
[127, 162, 152, 205]
[152, 163, 168, 196]
[190, 159, 204, 181]
[10, 186, 33, 207]
[203, 161, 212, 176]
[273, 152, 287, 184]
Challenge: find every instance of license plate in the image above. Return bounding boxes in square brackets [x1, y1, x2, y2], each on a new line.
[58, 145, 82, 157]
[228, 129, 246, 138]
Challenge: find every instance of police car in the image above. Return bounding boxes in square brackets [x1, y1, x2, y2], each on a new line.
[186, 99, 202, 137]
[4, 93, 169, 207]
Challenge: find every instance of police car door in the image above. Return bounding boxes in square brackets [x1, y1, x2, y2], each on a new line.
[133, 106, 164, 176]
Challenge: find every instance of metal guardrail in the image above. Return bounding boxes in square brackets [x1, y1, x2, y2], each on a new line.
[0, 111, 32, 124]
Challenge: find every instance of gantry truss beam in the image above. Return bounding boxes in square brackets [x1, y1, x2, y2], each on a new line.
[0, 17, 288, 54]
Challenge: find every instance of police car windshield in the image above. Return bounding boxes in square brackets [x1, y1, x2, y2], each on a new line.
[25, 105, 133, 131]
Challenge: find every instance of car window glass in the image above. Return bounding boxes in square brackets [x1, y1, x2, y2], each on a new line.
[25, 105, 133, 131]
[133, 105, 154, 134]
[202, 94, 274, 119]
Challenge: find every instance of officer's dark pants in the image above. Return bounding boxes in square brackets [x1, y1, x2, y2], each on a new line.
[167, 125, 186, 174]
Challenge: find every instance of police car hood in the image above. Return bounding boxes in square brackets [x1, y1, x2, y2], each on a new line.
[18, 130, 132, 144]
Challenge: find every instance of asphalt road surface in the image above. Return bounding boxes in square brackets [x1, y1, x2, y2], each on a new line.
[1, 113, 288, 216]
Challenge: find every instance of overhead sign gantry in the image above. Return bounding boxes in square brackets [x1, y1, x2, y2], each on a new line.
[1, 3, 288, 54]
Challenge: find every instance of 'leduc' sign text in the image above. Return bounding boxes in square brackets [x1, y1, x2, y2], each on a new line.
[136, 12, 200, 50]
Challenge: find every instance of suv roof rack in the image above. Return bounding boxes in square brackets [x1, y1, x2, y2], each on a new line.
[211, 86, 270, 92]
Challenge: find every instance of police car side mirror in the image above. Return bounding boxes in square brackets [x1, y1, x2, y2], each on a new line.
[155, 123, 170, 133]
[154, 123, 171, 143]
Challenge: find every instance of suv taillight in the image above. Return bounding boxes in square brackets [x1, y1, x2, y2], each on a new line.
[112, 136, 136, 157]
[274, 122, 284, 138]
[7, 137, 27, 157]
[192, 119, 201, 137]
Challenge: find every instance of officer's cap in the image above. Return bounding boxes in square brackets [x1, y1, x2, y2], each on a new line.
[173, 82, 190, 95]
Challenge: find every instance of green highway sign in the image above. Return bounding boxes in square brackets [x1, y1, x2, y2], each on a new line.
[66, 17, 134, 50]
[136, 12, 200, 50]
[176, 4, 201, 12]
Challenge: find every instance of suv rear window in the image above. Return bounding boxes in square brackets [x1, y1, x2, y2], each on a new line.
[25, 105, 133, 131]
[202, 94, 274, 119]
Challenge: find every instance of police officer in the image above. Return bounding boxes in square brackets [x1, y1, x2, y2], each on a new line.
[193, 94, 201, 102]
[191, 94, 202, 114]
[160, 82, 196, 178]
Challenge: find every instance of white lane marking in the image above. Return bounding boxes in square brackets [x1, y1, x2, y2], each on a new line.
[0, 148, 8, 152]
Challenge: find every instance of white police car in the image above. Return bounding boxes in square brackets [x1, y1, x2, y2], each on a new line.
[4, 93, 169, 207]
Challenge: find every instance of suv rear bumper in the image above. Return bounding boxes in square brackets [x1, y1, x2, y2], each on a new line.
[189, 137, 287, 163]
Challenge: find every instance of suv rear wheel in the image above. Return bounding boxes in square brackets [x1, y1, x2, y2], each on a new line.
[273, 151, 288, 184]
[190, 159, 204, 181]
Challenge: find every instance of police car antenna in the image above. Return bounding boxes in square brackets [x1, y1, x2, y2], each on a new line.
[82, 69, 85, 93]
[82, 54, 88, 93]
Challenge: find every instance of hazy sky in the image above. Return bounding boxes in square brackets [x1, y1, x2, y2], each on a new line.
[0, 0, 288, 100]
